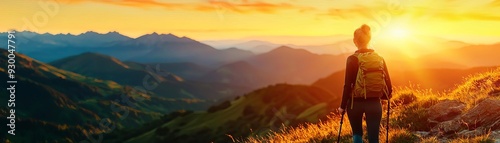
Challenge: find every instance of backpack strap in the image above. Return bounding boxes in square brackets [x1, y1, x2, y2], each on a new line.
[351, 53, 360, 109]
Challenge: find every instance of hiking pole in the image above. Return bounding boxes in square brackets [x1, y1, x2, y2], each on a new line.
[337, 110, 345, 143]
[386, 99, 390, 143]
[337, 98, 351, 143]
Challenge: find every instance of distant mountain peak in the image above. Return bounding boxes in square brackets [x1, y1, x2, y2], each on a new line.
[268, 46, 313, 55]
[224, 47, 240, 50]
[180, 36, 193, 40]
[52, 52, 130, 69]
[107, 31, 119, 34]
[102, 31, 122, 35]
[79, 52, 110, 57]
[137, 32, 180, 41]
[82, 31, 99, 35]
[70, 31, 130, 40]
[274, 45, 294, 50]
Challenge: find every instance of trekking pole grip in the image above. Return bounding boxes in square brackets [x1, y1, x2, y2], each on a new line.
[386, 99, 390, 143]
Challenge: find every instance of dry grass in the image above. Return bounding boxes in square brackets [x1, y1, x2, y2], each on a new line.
[244, 115, 352, 143]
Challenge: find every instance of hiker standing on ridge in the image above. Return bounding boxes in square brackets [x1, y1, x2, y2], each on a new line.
[337, 24, 393, 143]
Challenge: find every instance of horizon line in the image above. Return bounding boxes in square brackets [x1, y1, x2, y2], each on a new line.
[3, 30, 500, 45]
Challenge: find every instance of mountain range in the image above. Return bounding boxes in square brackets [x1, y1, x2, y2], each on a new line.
[49, 52, 251, 100]
[199, 46, 347, 89]
[0, 31, 254, 66]
[97, 33, 255, 66]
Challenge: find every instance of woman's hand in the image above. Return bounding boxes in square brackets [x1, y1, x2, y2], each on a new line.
[337, 107, 345, 114]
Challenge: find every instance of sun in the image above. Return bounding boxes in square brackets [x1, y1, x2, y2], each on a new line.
[387, 27, 411, 39]
[375, 24, 420, 57]
[390, 28, 409, 37]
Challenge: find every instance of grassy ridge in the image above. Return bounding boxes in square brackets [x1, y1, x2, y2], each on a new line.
[124, 84, 340, 143]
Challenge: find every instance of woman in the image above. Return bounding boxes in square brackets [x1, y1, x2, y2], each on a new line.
[337, 24, 393, 143]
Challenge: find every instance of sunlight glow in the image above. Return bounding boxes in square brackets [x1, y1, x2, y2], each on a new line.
[383, 26, 413, 40]
[389, 28, 410, 38]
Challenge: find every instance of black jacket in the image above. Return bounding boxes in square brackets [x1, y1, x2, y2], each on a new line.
[340, 49, 393, 109]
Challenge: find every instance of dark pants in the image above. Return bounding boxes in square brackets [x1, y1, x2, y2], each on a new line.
[347, 99, 382, 143]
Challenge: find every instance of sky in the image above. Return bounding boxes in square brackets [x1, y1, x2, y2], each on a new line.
[2, 0, 500, 44]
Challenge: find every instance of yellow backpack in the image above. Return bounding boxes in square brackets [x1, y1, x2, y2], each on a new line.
[351, 52, 389, 108]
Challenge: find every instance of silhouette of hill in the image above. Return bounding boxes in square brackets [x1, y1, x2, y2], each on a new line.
[199, 61, 269, 88]
[198, 46, 347, 89]
[221, 47, 255, 56]
[203, 40, 280, 53]
[131, 62, 211, 80]
[99, 33, 255, 66]
[419, 43, 500, 68]
[50, 52, 250, 100]
[200, 46, 350, 89]
[51, 52, 172, 85]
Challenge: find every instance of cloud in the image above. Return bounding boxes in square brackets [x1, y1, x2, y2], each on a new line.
[173, 28, 261, 33]
[59, 0, 316, 14]
[316, 1, 500, 21]
[318, 7, 377, 20]
[202, 0, 317, 14]
[57, 0, 500, 21]
[491, 0, 500, 6]
[58, 0, 186, 9]
[409, 6, 500, 21]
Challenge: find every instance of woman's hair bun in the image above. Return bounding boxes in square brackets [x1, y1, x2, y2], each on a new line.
[353, 24, 372, 47]
[360, 24, 370, 34]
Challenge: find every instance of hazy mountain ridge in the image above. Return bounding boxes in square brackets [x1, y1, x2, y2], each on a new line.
[203, 35, 471, 56]
[101, 33, 255, 66]
[198, 60, 269, 88]
[49, 52, 251, 100]
[50, 52, 167, 85]
[419, 43, 500, 68]
[201, 46, 348, 89]
[133, 62, 211, 80]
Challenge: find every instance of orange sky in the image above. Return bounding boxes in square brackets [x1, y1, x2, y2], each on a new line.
[2, 0, 500, 44]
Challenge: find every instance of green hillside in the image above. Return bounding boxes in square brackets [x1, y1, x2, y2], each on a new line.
[0, 49, 211, 142]
[50, 52, 170, 86]
[122, 84, 341, 143]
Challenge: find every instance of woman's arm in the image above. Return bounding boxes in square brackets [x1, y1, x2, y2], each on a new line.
[340, 55, 358, 109]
